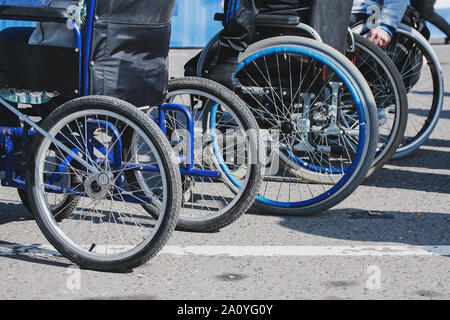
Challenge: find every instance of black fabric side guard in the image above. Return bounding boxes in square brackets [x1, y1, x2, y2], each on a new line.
[89, 0, 175, 107]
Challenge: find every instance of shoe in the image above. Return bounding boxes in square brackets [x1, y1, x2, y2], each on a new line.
[203, 46, 240, 91]
[184, 51, 201, 77]
[205, 56, 239, 91]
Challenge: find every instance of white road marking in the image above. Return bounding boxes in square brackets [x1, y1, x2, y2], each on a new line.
[160, 246, 450, 257]
[0, 244, 449, 258]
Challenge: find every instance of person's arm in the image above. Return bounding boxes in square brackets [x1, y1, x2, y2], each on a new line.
[367, 0, 408, 48]
[379, 0, 409, 31]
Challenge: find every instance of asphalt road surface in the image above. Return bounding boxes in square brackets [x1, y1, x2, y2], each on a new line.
[0, 42, 449, 300]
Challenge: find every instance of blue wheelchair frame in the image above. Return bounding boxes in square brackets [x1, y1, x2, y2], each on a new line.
[0, 0, 221, 202]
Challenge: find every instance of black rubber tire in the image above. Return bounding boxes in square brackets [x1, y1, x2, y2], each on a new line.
[351, 33, 408, 176]
[238, 36, 379, 216]
[387, 29, 444, 159]
[18, 187, 78, 222]
[17, 189, 31, 212]
[352, 23, 444, 159]
[165, 77, 263, 232]
[26, 96, 182, 272]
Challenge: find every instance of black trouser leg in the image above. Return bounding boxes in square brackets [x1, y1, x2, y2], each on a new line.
[189, 0, 258, 89]
[412, 0, 450, 38]
[309, 0, 354, 53]
[220, 0, 258, 53]
[422, 0, 450, 38]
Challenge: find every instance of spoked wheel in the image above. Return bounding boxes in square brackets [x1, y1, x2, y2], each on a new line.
[138, 77, 262, 232]
[383, 27, 444, 159]
[348, 33, 408, 175]
[18, 171, 79, 222]
[26, 96, 181, 272]
[236, 37, 378, 215]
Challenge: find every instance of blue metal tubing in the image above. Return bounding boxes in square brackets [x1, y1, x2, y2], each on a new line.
[123, 163, 221, 179]
[0, 134, 14, 183]
[154, 103, 221, 178]
[1, 177, 25, 189]
[159, 103, 195, 170]
[83, 0, 96, 96]
[68, 20, 83, 93]
[0, 126, 35, 186]
[46, 119, 124, 185]
[3, 178, 150, 205]
[158, 107, 166, 134]
[180, 168, 220, 178]
[0, 126, 35, 137]
[46, 149, 76, 186]
[86, 119, 123, 171]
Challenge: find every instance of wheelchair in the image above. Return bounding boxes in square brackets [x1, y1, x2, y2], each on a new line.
[197, 5, 410, 175]
[0, 0, 262, 271]
[191, 6, 384, 216]
[351, 6, 445, 159]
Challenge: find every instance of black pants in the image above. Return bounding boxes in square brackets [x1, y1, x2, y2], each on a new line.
[411, 0, 450, 38]
[221, 0, 354, 54]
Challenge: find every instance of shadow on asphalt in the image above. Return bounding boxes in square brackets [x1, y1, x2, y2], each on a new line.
[361, 138, 450, 193]
[0, 240, 71, 268]
[0, 204, 71, 268]
[277, 209, 450, 247]
[0, 202, 32, 226]
[436, 108, 450, 119]
[422, 138, 450, 148]
[388, 148, 450, 171]
[254, 134, 450, 248]
[362, 167, 449, 194]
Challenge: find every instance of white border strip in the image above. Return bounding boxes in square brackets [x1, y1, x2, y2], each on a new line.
[1, 245, 449, 257]
[160, 246, 450, 257]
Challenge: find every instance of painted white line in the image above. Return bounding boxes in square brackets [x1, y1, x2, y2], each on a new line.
[160, 246, 450, 257]
[0, 244, 449, 258]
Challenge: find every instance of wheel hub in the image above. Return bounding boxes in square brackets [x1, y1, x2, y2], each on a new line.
[84, 172, 115, 200]
[281, 121, 296, 135]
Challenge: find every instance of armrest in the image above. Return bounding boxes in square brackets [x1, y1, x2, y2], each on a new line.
[255, 14, 300, 26]
[0, 5, 69, 23]
[214, 12, 300, 26]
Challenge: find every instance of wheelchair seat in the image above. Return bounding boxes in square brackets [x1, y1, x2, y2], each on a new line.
[0, 26, 79, 104]
[0, 1, 176, 107]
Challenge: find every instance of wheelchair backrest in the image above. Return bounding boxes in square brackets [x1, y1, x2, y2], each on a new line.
[89, 0, 176, 107]
[0, 0, 176, 107]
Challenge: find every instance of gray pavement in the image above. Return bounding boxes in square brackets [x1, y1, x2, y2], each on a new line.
[0, 43, 449, 300]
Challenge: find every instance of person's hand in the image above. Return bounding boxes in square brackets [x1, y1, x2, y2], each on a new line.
[367, 27, 392, 49]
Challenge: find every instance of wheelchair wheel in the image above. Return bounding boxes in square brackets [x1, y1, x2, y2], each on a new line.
[18, 173, 79, 222]
[13, 103, 79, 220]
[132, 77, 262, 232]
[348, 33, 408, 175]
[384, 27, 444, 159]
[235, 36, 378, 215]
[26, 96, 182, 272]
